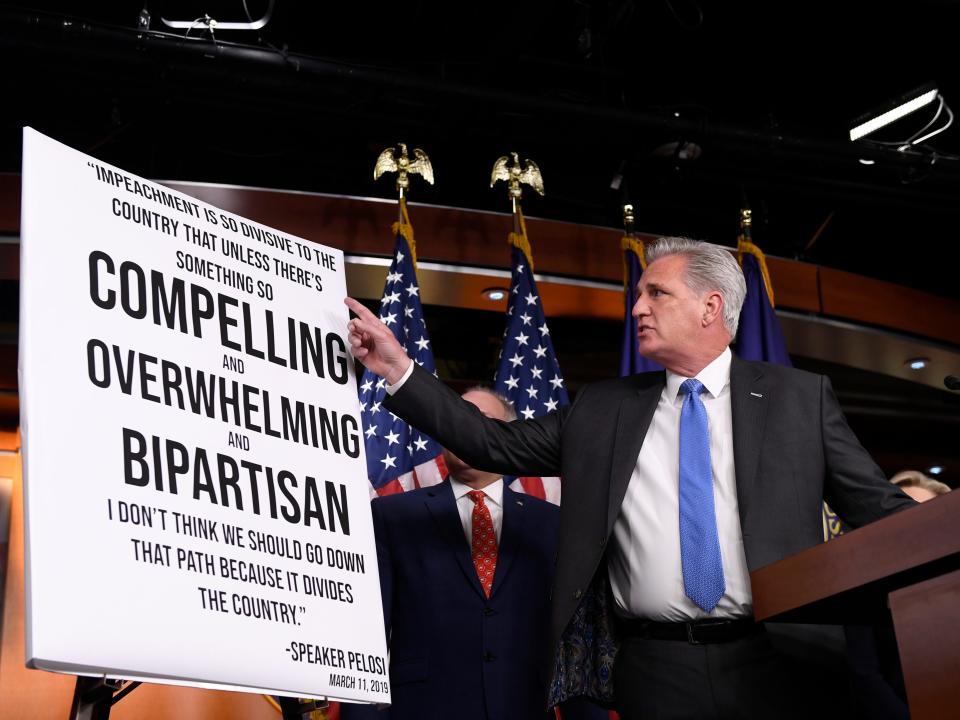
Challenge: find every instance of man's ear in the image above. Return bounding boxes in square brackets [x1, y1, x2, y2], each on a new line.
[702, 291, 724, 327]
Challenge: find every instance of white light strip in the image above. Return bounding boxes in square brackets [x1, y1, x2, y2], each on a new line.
[850, 89, 939, 141]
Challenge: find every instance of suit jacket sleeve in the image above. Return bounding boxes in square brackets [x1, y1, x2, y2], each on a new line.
[819, 375, 916, 526]
[385, 364, 567, 477]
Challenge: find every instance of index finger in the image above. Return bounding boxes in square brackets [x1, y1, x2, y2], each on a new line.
[344, 296, 379, 323]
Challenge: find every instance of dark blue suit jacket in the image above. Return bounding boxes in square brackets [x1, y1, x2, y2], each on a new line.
[342, 480, 560, 720]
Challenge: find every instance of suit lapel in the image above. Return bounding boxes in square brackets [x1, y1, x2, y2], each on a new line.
[730, 356, 768, 518]
[424, 480, 486, 599]
[490, 486, 522, 597]
[606, 374, 664, 536]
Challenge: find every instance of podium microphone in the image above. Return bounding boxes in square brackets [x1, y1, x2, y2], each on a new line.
[945, 375, 960, 391]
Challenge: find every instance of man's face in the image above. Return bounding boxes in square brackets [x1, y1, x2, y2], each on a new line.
[442, 390, 510, 480]
[632, 254, 711, 367]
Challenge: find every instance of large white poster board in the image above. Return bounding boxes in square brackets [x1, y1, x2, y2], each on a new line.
[19, 128, 389, 703]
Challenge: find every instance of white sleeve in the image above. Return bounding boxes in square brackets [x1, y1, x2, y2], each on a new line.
[384, 358, 415, 395]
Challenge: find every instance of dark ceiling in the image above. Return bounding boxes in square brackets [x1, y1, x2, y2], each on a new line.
[2, 1, 960, 298]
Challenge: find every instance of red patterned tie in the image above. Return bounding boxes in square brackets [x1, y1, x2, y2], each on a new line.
[467, 490, 498, 597]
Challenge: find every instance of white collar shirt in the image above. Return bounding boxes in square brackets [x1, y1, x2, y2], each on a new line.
[450, 477, 505, 544]
[607, 347, 753, 621]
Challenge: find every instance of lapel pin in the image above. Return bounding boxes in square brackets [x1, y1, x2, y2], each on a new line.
[516, 500, 524, 506]
[750, 392, 763, 398]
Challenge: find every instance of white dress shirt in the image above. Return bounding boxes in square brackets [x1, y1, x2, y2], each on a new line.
[608, 347, 753, 621]
[386, 359, 416, 394]
[450, 477, 504, 544]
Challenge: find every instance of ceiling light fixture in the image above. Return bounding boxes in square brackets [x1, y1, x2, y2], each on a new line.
[928, 465, 944, 476]
[161, 0, 275, 30]
[652, 140, 702, 161]
[905, 357, 930, 370]
[850, 85, 939, 141]
[849, 83, 953, 150]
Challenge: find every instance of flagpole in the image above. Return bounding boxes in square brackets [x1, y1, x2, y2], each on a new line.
[489, 152, 570, 505]
[361, 145, 446, 500]
[740, 207, 752, 242]
[623, 203, 635, 237]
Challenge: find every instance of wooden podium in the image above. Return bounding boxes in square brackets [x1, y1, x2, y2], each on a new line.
[750, 490, 960, 719]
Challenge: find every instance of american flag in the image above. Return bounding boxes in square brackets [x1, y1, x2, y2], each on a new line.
[493, 211, 568, 505]
[358, 202, 446, 496]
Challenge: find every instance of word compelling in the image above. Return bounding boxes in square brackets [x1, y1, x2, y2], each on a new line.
[88, 251, 348, 380]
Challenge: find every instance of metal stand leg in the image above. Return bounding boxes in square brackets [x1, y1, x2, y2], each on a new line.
[69, 677, 141, 720]
[276, 696, 330, 719]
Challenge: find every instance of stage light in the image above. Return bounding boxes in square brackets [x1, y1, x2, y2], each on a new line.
[160, 0, 275, 31]
[850, 84, 940, 141]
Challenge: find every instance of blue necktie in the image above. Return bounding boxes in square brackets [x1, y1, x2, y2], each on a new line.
[678, 378, 725, 612]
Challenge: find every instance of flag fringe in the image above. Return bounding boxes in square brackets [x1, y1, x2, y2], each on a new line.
[508, 206, 535, 271]
[736, 235, 776, 308]
[391, 197, 419, 278]
[620, 235, 647, 289]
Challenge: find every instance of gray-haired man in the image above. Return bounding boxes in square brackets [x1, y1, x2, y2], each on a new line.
[346, 236, 915, 719]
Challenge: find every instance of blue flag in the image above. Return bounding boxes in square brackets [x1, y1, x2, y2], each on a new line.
[492, 210, 568, 505]
[733, 237, 791, 366]
[358, 200, 446, 496]
[620, 236, 663, 376]
[732, 233, 840, 539]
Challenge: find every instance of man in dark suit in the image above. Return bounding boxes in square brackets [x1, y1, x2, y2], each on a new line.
[345, 236, 916, 719]
[342, 387, 560, 720]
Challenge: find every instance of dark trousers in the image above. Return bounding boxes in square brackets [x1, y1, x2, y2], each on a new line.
[612, 628, 829, 720]
[844, 623, 909, 720]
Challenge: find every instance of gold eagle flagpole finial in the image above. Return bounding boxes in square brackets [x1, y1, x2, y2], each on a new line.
[374, 143, 434, 220]
[491, 151, 544, 231]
